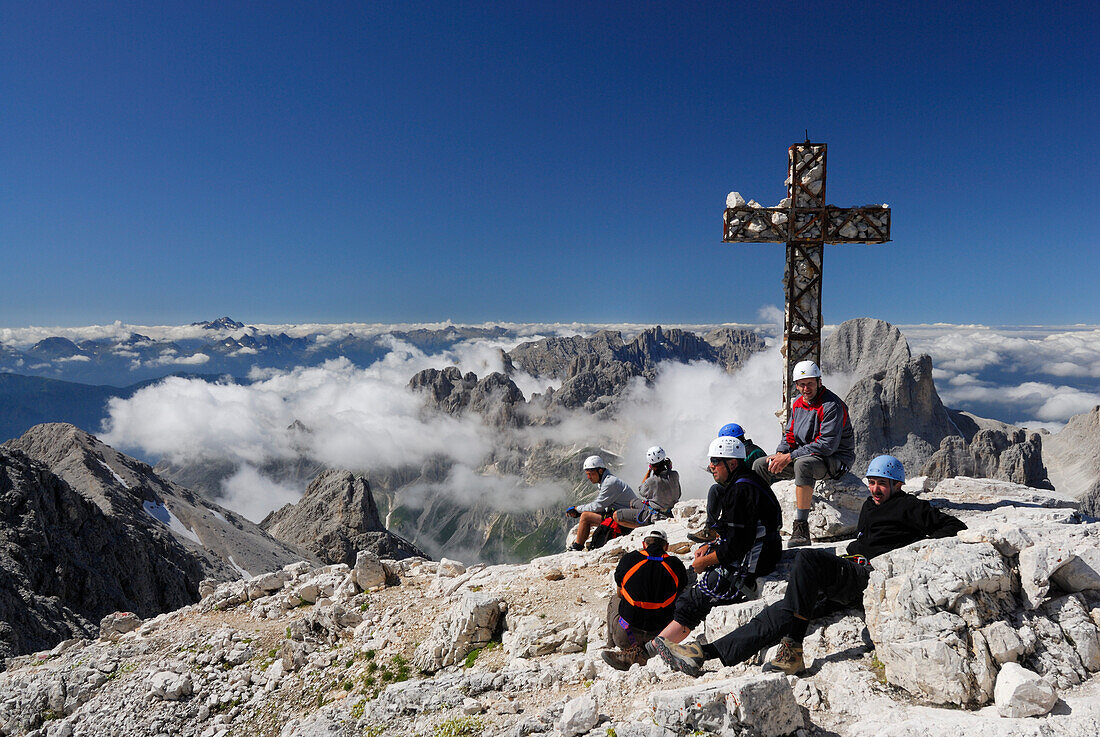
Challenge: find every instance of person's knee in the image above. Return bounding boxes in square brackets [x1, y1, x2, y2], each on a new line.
[792, 456, 827, 486]
[751, 456, 771, 478]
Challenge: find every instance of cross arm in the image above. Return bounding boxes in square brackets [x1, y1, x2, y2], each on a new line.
[824, 206, 891, 244]
[723, 206, 789, 242]
[724, 204, 891, 244]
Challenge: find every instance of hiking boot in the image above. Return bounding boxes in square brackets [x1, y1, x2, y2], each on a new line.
[651, 637, 707, 677]
[687, 526, 717, 544]
[763, 637, 805, 675]
[787, 519, 812, 548]
[600, 645, 648, 671]
[568, 541, 584, 552]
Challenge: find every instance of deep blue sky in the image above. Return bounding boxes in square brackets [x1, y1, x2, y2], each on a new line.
[2, 1, 1096, 327]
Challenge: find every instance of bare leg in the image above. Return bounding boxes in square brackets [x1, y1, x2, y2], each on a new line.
[656, 621, 692, 644]
[795, 484, 813, 511]
[575, 511, 603, 545]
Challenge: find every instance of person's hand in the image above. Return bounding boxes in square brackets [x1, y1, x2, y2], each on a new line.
[768, 452, 792, 474]
[693, 544, 710, 559]
[565, 506, 580, 518]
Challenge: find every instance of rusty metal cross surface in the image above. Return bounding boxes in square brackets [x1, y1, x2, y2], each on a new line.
[723, 141, 890, 422]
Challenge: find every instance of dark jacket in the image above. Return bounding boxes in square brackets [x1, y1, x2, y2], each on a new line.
[615, 550, 688, 631]
[743, 439, 767, 467]
[711, 465, 783, 576]
[776, 386, 855, 472]
[846, 490, 966, 560]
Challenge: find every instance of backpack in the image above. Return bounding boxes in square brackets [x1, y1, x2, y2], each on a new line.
[587, 517, 625, 550]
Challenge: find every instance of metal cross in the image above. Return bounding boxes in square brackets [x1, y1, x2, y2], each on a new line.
[723, 141, 891, 422]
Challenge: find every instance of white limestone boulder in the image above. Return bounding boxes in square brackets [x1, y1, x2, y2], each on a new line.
[649, 674, 803, 736]
[994, 662, 1057, 717]
[864, 538, 1016, 704]
[411, 592, 505, 673]
[352, 550, 387, 590]
[558, 694, 598, 736]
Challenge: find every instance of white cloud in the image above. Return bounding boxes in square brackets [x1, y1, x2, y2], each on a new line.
[219, 465, 303, 524]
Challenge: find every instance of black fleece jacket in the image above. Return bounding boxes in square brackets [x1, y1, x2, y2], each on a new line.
[711, 465, 783, 568]
[846, 489, 966, 560]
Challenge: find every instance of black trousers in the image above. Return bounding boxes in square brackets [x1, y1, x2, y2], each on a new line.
[709, 548, 871, 666]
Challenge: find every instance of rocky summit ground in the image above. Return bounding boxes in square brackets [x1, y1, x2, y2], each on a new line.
[2, 478, 1099, 737]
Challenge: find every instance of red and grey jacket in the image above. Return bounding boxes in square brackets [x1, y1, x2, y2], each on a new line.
[776, 386, 855, 472]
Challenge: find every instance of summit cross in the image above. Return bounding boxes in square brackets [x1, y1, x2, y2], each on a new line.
[723, 141, 891, 422]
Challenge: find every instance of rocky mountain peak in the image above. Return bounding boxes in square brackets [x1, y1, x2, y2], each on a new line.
[261, 469, 425, 565]
[822, 317, 911, 379]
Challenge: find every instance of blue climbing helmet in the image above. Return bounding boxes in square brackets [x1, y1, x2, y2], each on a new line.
[865, 455, 905, 483]
[717, 423, 745, 439]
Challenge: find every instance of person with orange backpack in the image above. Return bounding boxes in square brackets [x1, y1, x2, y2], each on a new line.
[600, 528, 688, 671]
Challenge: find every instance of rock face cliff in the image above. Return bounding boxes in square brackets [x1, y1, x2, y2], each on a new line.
[1042, 406, 1100, 515]
[260, 470, 426, 564]
[823, 319, 959, 475]
[4, 424, 311, 577]
[0, 446, 201, 662]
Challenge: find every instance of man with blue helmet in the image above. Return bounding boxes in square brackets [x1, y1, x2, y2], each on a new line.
[651, 455, 965, 678]
[688, 423, 766, 543]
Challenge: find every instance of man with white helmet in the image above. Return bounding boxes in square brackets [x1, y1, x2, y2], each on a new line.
[646, 435, 782, 650]
[688, 423, 766, 543]
[613, 446, 682, 532]
[651, 455, 965, 678]
[566, 455, 638, 551]
[754, 360, 856, 548]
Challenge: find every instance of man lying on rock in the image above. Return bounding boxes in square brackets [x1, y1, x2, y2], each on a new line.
[650, 454, 966, 677]
[565, 455, 638, 551]
[646, 436, 783, 651]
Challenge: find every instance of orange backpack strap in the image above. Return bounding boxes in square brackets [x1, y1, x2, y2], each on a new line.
[619, 555, 680, 610]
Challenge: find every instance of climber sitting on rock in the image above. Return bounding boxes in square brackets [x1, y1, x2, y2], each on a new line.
[601, 528, 688, 671]
[651, 455, 966, 678]
[644, 436, 782, 653]
[754, 360, 856, 548]
[613, 446, 682, 532]
[688, 423, 766, 543]
[566, 455, 637, 551]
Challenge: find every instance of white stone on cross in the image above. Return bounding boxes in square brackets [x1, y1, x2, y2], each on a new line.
[723, 141, 891, 422]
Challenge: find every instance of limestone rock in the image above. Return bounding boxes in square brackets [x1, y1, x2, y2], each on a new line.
[864, 538, 1017, 705]
[922, 430, 1049, 489]
[148, 670, 192, 701]
[352, 550, 387, 590]
[650, 674, 803, 736]
[1043, 406, 1100, 514]
[4, 422, 310, 579]
[98, 612, 142, 641]
[558, 694, 598, 736]
[844, 354, 961, 475]
[261, 469, 425, 565]
[822, 318, 911, 380]
[994, 662, 1057, 717]
[411, 592, 504, 673]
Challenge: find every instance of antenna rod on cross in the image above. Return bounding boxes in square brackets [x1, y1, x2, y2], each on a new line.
[722, 142, 891, 424]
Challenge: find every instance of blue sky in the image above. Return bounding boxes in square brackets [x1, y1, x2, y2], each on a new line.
[2, 1, 1096, 327]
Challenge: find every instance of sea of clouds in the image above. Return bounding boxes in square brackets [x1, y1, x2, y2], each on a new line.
[7, 314, 1093, 522]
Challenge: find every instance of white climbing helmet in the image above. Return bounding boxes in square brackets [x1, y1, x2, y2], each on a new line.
[707, 436, 746, 460]
[792, 360, 822, 381]
[583, 455, 607, 471]
[646, 446, 668, 465]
